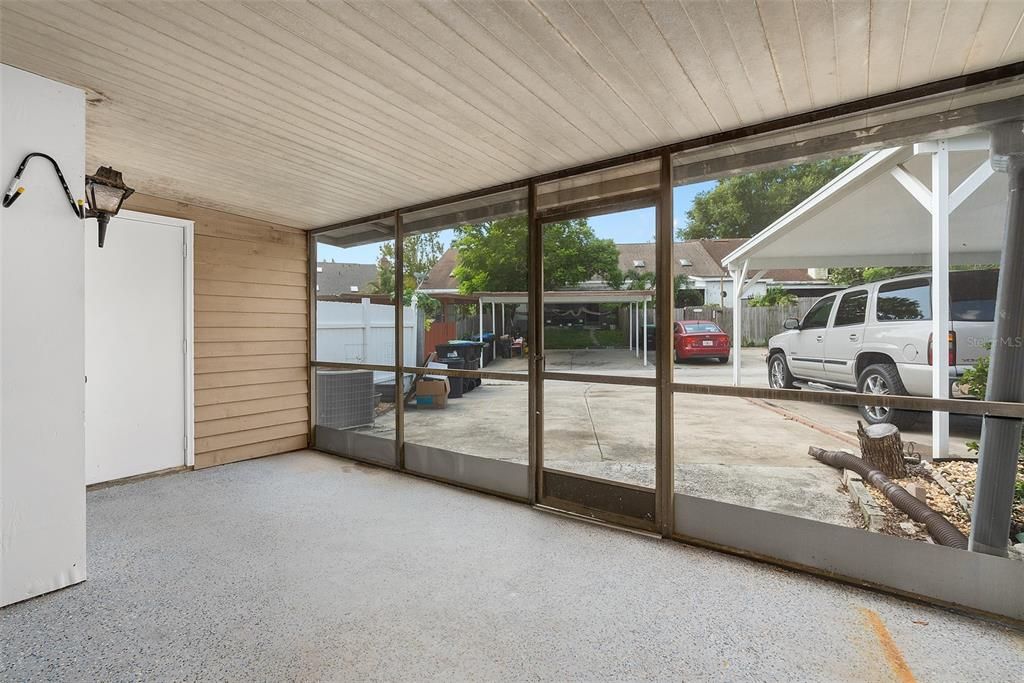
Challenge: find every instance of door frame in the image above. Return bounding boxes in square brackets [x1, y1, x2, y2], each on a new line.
[529, 165, 672, 534]
[110, 209, 196, 468]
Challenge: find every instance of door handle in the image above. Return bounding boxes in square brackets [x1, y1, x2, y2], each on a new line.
[849, 334, 859, 341]
[816, 335, 823, 342]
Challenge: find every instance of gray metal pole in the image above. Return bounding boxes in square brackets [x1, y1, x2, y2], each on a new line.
[970, 122, 1024, 557]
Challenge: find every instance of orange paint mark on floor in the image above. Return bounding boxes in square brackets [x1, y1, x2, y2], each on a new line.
[860, 608, 917, 683]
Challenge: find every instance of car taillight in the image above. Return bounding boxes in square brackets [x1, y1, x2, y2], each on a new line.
[927, 331, 956, 365]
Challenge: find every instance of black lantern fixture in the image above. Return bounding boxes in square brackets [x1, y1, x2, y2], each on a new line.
[84, 166, 134, 248]
[3, 156, 135, 249]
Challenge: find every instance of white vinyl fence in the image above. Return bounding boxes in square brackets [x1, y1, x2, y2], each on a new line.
[317, 299, 416, 368]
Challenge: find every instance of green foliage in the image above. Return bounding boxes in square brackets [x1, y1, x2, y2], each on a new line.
[605, 268, 627, 290]
[678, 156, 860, 240]
[747, 286, 797, 308]
[674, 274, 703, 307]
[960, 346, 990, 400]
[961, 345, 1024, 457]
[368, 233, 446, 301]
[452, 216, 619, 294]
[827, 266, 921, 286]
[623, 268, 655, 290]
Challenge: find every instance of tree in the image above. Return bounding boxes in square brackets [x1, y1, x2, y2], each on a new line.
[369, 233, 446, 302]
[677, 156, 860, 240]
[674, 274, 702, 307]
[451, 216, 619, 293]
[748, 286, 797, 307]
[827, 266, 921, 287]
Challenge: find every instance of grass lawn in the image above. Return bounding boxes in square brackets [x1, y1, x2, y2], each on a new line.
[544, 326, 626, 349]
[593, 328, 626, 347]
[543, 326, 590, 349]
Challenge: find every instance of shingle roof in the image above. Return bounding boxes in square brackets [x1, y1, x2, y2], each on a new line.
[418, 238, 823, 293]
[316, 262, 379, 296]
[420, 248, 460, 291]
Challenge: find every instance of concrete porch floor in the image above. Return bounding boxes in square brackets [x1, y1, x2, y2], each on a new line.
[1, 450, 1020, 681]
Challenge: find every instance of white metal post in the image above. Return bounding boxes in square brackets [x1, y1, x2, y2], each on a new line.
[628, 302, 633, 351]
[361, 297, 371, 363]
[643, 298, 648, 367]
[931, 142, 951, 460]
[731, 260, 748, 386]
[500, 302, 505, 336]
[635, 303, 640, 358]
[478, 298, 484, 369]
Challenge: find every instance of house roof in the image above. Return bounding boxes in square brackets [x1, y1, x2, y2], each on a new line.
[420, 248, 460, 291]
[616, 240, 822, 283]
[316, 262, 379, 297]
[420, 238, 824, 294]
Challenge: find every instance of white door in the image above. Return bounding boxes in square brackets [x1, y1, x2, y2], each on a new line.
[788, 295, 836, 380]
[824, 289, 868, 385]
[85, 213, 189, 484]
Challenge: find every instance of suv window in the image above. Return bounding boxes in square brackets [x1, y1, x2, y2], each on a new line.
[950, 269, 998, 321]
[802, 296, 835, 330]
[876, 279, 930, 321]
[833, 290, 868, 327]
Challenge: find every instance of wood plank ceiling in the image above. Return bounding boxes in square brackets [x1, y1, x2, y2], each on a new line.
[2, 1, 1022, 229]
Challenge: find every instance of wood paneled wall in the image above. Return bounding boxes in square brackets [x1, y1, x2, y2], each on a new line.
[125, 195, 309, 468]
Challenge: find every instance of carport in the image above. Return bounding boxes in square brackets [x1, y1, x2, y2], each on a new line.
[721, 127, 1023, 554]
[477, 289, 655, 367]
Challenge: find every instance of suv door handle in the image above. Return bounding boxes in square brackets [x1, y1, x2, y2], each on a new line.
[815, 335, 823, 342]
[849, 334, 859, 341]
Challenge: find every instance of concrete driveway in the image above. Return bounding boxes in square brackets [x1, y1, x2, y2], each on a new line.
[403, 349, 859, 526]
[400, 345, 978, 527]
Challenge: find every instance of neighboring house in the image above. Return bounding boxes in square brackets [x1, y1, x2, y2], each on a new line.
[316, 261, 379, 299]
[418, 248, 460, 294]
[420, 239, 838, 306]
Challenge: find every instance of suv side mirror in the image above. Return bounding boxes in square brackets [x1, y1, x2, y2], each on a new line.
[783, 318, 800, 330]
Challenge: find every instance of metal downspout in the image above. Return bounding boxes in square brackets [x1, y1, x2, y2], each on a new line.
[970, 122, 1024, 556]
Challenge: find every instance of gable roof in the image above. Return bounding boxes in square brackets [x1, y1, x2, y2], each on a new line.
[420, 248, 460, 291]
[316, 262, 379, 296]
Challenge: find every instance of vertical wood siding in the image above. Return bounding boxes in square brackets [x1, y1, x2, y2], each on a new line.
[125, 195, 309, 468]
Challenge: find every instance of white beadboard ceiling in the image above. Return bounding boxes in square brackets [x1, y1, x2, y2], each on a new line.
[2, 0, 1022, 229]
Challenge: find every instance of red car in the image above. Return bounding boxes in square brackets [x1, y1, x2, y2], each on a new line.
[673, 320, 731, 363]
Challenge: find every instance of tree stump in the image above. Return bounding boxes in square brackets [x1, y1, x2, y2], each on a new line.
[857, 421, 907, 478]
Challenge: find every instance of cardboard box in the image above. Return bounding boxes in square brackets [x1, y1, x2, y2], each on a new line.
[415, 378, 449, 409]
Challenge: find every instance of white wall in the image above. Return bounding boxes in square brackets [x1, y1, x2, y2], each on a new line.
[1, 66, 87, 605]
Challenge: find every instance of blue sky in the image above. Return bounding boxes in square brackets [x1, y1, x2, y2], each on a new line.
[317, 180, 716, 265]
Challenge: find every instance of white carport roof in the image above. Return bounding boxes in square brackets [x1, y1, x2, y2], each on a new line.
[722, 135, 1008, 271]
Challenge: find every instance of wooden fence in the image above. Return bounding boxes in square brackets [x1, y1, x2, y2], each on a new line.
[676, 298, 817, 346]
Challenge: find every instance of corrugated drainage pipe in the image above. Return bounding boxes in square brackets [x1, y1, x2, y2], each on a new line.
[809, 446, 968, 550]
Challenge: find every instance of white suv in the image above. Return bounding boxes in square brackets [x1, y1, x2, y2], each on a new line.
[766, 271, 997, 429]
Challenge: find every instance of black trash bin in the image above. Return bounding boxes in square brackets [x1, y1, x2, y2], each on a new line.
[434, 357, 464, 398]
[436, 342, 481, 367]
[435, 342, 483, 391]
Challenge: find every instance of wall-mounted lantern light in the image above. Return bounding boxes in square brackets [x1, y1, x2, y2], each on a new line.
[2, 154, 134, 248]
[83, 166, 134, 248]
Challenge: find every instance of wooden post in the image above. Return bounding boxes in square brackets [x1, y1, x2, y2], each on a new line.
[857, 421, 907, 478]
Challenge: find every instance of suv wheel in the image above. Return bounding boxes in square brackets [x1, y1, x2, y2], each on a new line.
[857, 363, 919, 430]
[767, 353, 796, 389]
